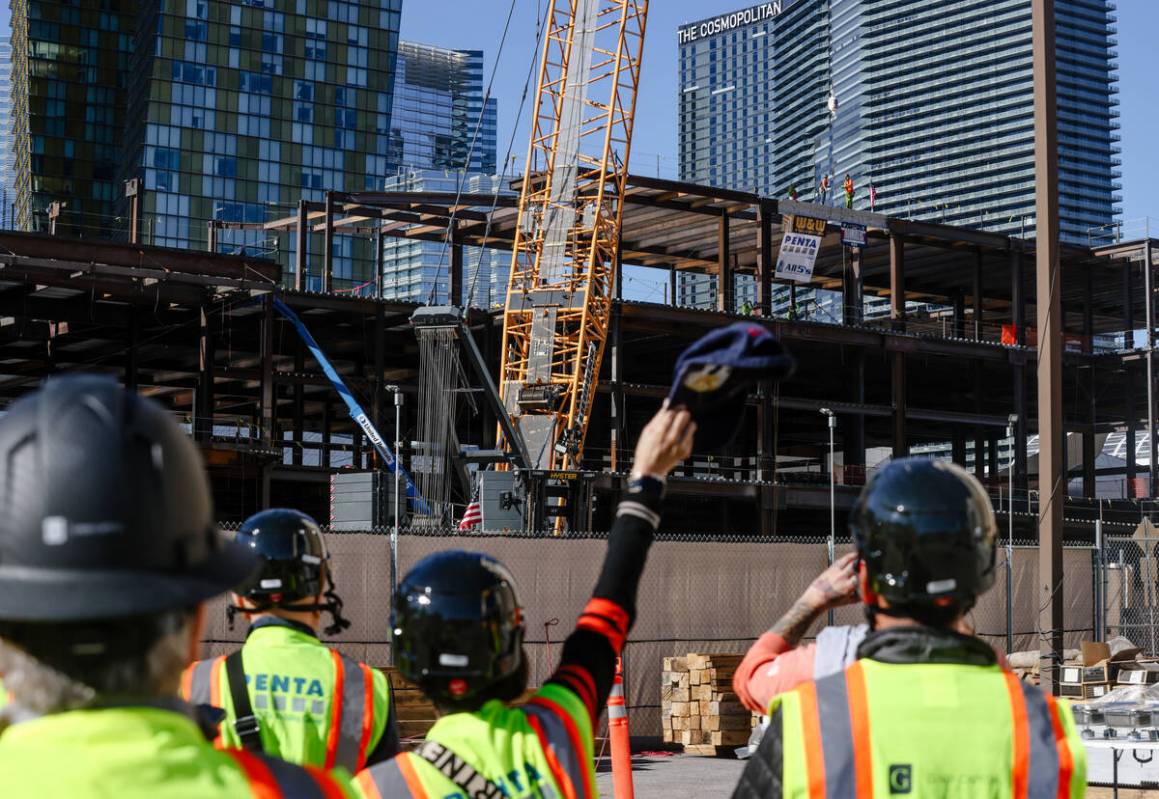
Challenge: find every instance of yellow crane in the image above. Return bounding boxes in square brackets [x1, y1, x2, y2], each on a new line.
[499, 0, 649, 473]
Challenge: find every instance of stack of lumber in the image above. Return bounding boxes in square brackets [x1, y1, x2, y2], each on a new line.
[661, 653, 756, 756]
[383, 667, 439, 741]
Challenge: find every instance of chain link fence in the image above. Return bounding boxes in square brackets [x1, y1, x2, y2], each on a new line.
[204, 525, 1114, 737]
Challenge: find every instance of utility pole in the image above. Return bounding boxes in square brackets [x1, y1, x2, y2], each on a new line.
[1031, 0, 1064, 694]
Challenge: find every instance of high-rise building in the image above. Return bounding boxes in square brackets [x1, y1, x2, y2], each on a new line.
[378, 41, 501, 306]
[678, 0, 1121, 246]
[10, 0, 134, 236]
[12, 0, 403, 289]
[380, 169, 511, 307]
[388, 41, 497, 175]
[0, 37, 18, 229]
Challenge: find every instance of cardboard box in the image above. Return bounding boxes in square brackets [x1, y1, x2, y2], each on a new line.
[1060, 666, 1083, 685]
[1083, 661, 1120, 684]
[1060, 683, 1085, 698]
[1083, 683, 1112, 700]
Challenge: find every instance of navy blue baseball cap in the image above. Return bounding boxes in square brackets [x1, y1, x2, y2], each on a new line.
[666, 323, 795, 451]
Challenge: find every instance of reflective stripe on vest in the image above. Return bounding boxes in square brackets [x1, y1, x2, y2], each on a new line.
[356, 753, 430, 799]
[225, 748, 339, 799]
[185, 656, 224, 706]
[522, 698, 590, 799]
[806, 663, 1068, 799]
[325, 651, 375, 772]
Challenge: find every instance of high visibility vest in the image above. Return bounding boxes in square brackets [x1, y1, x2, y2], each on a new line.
[355, 683, 596, 799]
[0, 705, 357, 798]
[182, 623, 392, 771]
[771, 659, 1086, 799]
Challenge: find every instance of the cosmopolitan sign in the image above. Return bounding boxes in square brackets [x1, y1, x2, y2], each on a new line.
[678, 2, 786, 44]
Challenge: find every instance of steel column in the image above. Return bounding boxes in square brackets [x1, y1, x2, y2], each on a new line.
[1032, 0, 1064, 693]
[195, 305, 215, 441]
[609, 301, 624, 471]
[292, 344, 305, 466]
[375, 227, 385, 299]
[844, 246, 864, 326]
[953, 291, 966, 338]
[322, 191, 334, 294]
[1126, 363, 1138, 495]
[295, 200, 308, 292]
[320, 396, 332, 468]
[668, 266, 677, 308]
[890, 234, 905, 332]
[260, 296, 275, 447]
[1012, 247, 1026, 344]
[1123, 257, 1135, 348]
[891, 352, 907, 457]
[973, 250, 984, 340]
[757, 200, 774, 315]
[1147, 239, 1157, 497]
[717, 210, 732, 313]
[450, 228, 464, 307]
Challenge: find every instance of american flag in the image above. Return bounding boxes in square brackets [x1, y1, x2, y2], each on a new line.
[458, 488, 482, 531]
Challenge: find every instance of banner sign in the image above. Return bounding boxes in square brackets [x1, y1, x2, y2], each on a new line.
[775, 231, 821, 283]
[790, 214, 827, 237]
[841, 223, 867, 248]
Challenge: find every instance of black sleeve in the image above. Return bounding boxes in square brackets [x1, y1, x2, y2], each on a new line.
[544, 480, 664, 723]
[731, 707, 784, 799]
[363, 680, 401, 767]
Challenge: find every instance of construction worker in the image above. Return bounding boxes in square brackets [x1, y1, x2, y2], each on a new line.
[0, 374, 357, 797]
[182, 508, 398, 771]
[354, 405, 697, 799]
[732, 458, 1086, 799]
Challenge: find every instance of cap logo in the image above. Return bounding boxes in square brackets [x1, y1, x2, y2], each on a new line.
[301, 554, 322, 565]
[42, 516, 68, 545]
[448, 678, 469, 696]
[926, 578, 957, 594]
[260, 579, 283, 589]
[439, 653, 470, 668]
[682, 364, 732, 393]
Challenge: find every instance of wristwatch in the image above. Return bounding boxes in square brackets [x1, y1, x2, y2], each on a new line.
[627, 473, 666, 499]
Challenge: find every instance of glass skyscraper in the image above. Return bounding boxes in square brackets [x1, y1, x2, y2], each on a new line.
[378, 40, 502, 306]
[12, 0, 403, 289]
[388, 41, 496, 175]
[10, 0, 133, 237]
[0, 37, 18, 229]
[678, 0, 1120, 246]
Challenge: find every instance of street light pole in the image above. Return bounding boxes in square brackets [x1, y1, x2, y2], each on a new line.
[1006, 413, 1017, 655]
[821, 408, 837, 626]
[387, 386, 403, 664]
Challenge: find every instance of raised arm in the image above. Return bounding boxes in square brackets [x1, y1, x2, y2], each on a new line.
[546, 408, 695, 724]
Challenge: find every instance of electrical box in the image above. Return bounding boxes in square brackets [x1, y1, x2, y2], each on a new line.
[479, 471, 527, 532]
[329, 471, 398, 531]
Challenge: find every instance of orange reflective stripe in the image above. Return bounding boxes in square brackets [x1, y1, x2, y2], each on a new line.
[325, 649, 346, 770]
[180, 664, 194, 701]
[1044, 694, 1074, 799]
[798, 681, 827, 799]
[356, 662, 376, 770]
[845, 662, 874, 799]
[1004, 671, 1031, 799]
[355, 770, 385, 799]
[304, 765, 350, 799]
[210, 655, 226, 748]
[527, 694, 595, 799]
[397, 753, 431, 799]
[524, 712, 580, 799]
[226, 750, 284, 799]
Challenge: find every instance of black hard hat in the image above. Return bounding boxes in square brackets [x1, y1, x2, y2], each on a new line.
[0, 374, 258, 622]
[394, 550, 524, 704]
[230, 508, 351, 636]
[235, 509, 329, 603]
[851, 457, 997, 609]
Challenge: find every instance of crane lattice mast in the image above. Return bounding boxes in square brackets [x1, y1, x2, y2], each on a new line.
[499, 0, 648, 472]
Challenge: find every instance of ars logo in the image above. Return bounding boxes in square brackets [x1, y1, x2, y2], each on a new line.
[888, 764, 912, 795]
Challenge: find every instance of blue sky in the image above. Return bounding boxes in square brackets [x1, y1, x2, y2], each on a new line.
[402, 0, 1158, 225]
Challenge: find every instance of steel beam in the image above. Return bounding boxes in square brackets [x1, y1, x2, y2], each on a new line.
[609, 301, 624, 471]
[1032, 0, 1064, 693]
[260, 296, 276, 448]
[295, 200, 308, 292]
[195, 305, 215, 441]
[1148, 239, 1157, 498]
[292, 343, 305, 466]
[322, 191, 334, 294]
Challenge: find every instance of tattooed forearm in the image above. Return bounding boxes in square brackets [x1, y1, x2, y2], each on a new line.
[770, 598, 824, 646]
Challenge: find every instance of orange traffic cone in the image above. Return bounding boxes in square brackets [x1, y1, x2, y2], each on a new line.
[608, 657, 635, 799]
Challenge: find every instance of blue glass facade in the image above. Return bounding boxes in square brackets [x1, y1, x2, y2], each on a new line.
[678, 0, 1120, 247]
[379, 41, 501, 306]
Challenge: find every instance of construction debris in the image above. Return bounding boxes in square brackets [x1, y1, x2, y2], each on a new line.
[661, 653, 757, 757]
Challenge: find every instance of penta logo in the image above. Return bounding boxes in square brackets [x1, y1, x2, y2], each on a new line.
[888, 764, 913, 795]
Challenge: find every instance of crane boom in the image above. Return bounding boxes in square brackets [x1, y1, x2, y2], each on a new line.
[499, 0, 649, 471]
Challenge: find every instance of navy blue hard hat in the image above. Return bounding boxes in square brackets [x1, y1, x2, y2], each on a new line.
[851, 457, 997, 609]
[393, 550, 524, 705]
[666, 322, 795, 451]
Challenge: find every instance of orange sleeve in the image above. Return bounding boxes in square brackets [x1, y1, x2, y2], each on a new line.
[733, 632, 818, 714]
